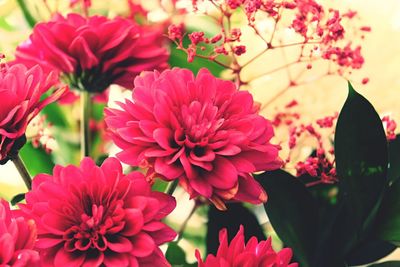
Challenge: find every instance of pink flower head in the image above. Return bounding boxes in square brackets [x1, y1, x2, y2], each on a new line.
[0, 199, 39, 266]
[0, 61, 63, 163]
[19, 157, 176, 267]
[16, 13, 169, 93]
[195, 225, 298, 267]
[105, 68, 282, 210]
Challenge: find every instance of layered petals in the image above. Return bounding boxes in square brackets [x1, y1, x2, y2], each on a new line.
[105, 68, 282, 209]
[196, 226, 298, 267]
[20, 157, 176, 267]
[16, 13, 169, 93]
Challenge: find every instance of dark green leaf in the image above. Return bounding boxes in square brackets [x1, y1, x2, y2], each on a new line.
[206, 202, 266, 255]
[19, 142, 54, 175]
[333, 82, 388, 253]
[368, 262, 400, 267]
[388, 135, 400, 184]
[166, 242, 196, 267]
[10, 193, 25, 206]
[258, 169, 317, 267]
[42, 103, 69, 128]
[346, 239, 396, 265]
[376, 178, 400, 245]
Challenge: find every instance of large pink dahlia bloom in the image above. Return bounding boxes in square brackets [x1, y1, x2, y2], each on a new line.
[0, 62, 62, 163]
[19, 157, 176, 267]
[0, 199, 39, 266]
[196, 226, 298, 267]
[105, 68, 282, 209]
[16, 13, 169, 93]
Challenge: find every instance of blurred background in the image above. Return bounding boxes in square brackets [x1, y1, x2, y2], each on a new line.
[1, 0, 399, 264]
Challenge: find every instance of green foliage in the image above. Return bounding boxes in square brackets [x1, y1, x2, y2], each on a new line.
[166, 242, 197, 267]
[259, 83, 396, 267]
[19, 142, 54, 175]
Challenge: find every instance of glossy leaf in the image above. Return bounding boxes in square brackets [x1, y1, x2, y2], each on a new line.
[333, 82, 388, 253]
[388, 135, 400, 184]
[206, 202, 266, 255]
[19, 142, 54, 175]
[258, 169, 317, 267]
[346, 239, 397, 265]
[376, 178, 400, 246]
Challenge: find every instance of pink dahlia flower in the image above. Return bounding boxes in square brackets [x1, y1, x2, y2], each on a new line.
[19, 157, 176, 267]
[196, 226, 298, 267]
[105, 68, 282, 209]
[16, 13, 169, 93]
[0, 199, 40, 267]
[0, 62, 63, 163]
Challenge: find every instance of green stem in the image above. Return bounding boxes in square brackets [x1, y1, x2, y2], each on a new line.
[177, 203, 198, 242]
[11, 154, 32, 190]
[165, 180, 179, 196]
[16, 0, 37, 28]
[81, 91, 91, 158]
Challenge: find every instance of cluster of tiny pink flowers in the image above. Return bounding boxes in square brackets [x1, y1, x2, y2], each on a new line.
[169, 0, 370, 87]
[29, 115, 56, 154]
[382, 115, 397, 140]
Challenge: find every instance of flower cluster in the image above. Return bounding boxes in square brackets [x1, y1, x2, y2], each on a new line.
[105, 68, 282, 210]
[168, 0, 370, 89]
[0, 59, 63, 163]
[382, 115, 397, 141]
[196, 225, 298, 267]
[16, 13, 169, 93]
[0, 199, 39, 266]
[19, 157, 176, 266]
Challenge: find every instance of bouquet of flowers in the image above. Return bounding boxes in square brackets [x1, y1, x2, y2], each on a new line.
[0, 0, 399, 266]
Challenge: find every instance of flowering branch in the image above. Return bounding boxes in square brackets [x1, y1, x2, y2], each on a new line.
[11, 154, 32, 190]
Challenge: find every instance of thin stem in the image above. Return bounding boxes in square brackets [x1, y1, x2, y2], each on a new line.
[12, 154, 32, 190]
[177, 203, 198, 242]
[81, 91, 91, 158]
[165, 180, 179, 196]
[16, 0, 36, 28]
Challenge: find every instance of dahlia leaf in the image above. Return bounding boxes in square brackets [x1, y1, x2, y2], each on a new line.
[368, 262, 400, 267]
[206, 203, 266, 255]
[258, 169, 317, 267]
[333, 82, 388, 255]
[166, 242, 197, 267]
[19, 142, 54, 175]
[388, 135, 400, 184]
[376, 178, 400, 246]
[345, 239, 396, 265]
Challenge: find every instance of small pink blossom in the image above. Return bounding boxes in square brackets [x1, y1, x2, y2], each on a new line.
[196, 225, 298, 267]
[19, 157, 176, 266]
[105, 68, 282, 210]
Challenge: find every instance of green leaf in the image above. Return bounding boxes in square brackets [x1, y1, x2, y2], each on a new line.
[10, 193, 25, 206]
[388, 135, 400, 184]
[333, 82, 388, 253]
[19, 142, 54, 175]
[346, 239, 396, 265]
[206, 202, 266, 255]
[376, 178, 400, 245]
[0, 17, 14, 31]
[42, 103, 69, 128]
[258, 170, 317, 267]
[166, 242, 196, 267]
[368, 262, 400, 267]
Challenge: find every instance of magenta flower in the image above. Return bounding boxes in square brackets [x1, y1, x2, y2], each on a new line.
[16, 13, 169, 93]
[0, 199, 39, 266]
[0, 62, 63, 163]
[105, 68, 282, 209]
[196, 225, 298, 267]
[19, 157, 176, 267]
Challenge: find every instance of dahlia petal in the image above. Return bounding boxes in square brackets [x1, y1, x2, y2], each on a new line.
[122, 208, 144, 236]
[190, 178, 213, 198]
[0, 233, 14, 264]
[154, 157, 184, 180]
[54, 248, 85, 267]
[206, 157, 238, 190]
[130, 232, 156, 257]
[107, 235, 133, 253]
[35, 236, 63, 249]
[82, 251, 104, 267]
